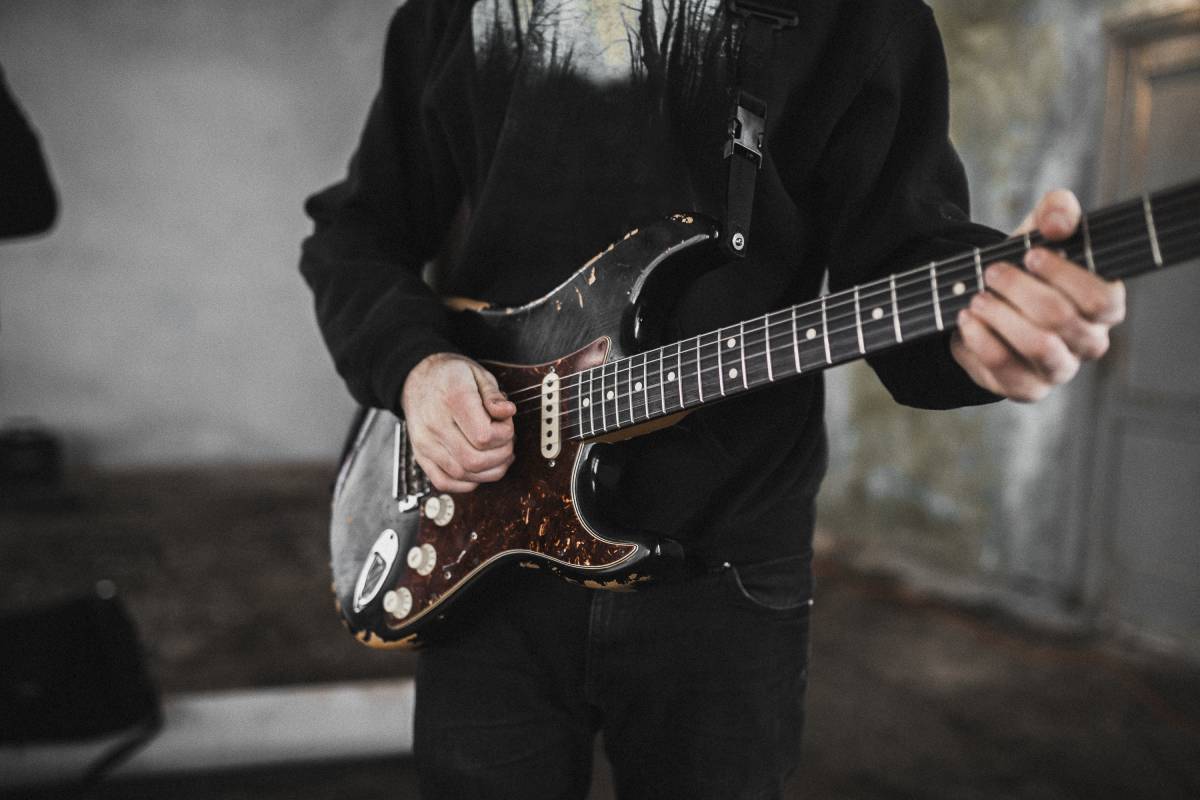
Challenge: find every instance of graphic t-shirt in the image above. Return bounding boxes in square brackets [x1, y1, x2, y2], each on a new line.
[302, 0, 1002, 564]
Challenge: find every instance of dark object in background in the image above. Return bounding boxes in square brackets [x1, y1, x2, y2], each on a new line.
[0, 589, 161, 784]
[0, 421, 62, 488]
[0, 62, 57, 239]
[0, 421, 75, 510]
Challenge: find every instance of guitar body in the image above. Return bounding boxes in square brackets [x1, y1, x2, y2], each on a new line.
[331, 214, 722, 648]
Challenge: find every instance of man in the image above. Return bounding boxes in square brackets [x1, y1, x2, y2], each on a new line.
[301, 2, 1124, 797]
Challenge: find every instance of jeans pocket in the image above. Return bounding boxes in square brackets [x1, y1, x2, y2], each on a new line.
[725, 554, 813, 615]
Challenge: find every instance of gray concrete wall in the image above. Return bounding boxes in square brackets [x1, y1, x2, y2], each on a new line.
[0, 1, 397, 465]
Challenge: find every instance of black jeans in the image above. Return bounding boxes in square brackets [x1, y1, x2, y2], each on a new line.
[414, 553, 812, 799]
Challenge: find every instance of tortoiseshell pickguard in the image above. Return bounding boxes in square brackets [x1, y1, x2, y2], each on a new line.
[381, 337, 637, 634]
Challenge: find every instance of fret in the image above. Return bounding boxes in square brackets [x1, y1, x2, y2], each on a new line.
[763, 315, 775, 382]
[826, 291, 864, 363]
[675, 342, 686, 409]
[973, 247, 984, 289]
[581, 368, 593, 437]
[574, 373, 585, 440]
[889, 275, 902, 343]
[853, 287, 864, 354]
[1023, 231, 1032, 254]
[794, 302, 825, 371]
[860, 281, 898, 352]
[1080, 213, 1096, 273]
[936, 264, 973, 324]
[640, 353, 650, 421]
[704, 332, 725, 401]
[599, 362, 610, 431]
[716, 328, 727, 397]
[739, 321, 750, 389]
[657, 348, 667, 416]
[821, 296, 832, 364]
[694, 335, 704, 404]
[628, 357, 638, 424]
[1143, 195, 1164, 268]
[930, 264, 944, 331]
[790, 307, 802, 374]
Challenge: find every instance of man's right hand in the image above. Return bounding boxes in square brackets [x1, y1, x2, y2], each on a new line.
[400, 353, 517, 493]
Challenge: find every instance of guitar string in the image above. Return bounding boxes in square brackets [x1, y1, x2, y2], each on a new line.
[501, 191, 1194, 411]
[550, 229, 1200, 443]
[516, 207, 1199, 425]
[558, 226, 1200, 442]
[545, 218, 1200, 437]
[502, 189, 1198, 411]
[538, 210, 1200, 430]
[532, 217, 1199, 438]
[498, 190, 1197, 411]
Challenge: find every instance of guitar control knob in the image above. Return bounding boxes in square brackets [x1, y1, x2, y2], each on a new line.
[382, 587, 413, 619]
[423, 494, 455, 526]
[407, 543, 438, 576]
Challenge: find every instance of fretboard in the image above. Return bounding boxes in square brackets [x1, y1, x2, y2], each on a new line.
[568, 179, 1200, 440]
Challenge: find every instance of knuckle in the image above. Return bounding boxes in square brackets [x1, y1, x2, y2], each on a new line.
[462, 450, 490, 473]
[1041, 297, 1073, 328]
[443, 461, 466, 480]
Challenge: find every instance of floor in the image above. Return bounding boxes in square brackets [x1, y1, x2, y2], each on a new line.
[2, 465, 1198, 799]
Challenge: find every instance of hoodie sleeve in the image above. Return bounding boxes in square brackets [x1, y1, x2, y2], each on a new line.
[815, 6, 1003, 410]
[300, 2, 463, 413]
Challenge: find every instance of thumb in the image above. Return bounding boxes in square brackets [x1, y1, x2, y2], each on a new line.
[471, 363, 516, 420]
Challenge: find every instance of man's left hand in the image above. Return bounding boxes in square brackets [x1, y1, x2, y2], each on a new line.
[951, 189, 1126, 402]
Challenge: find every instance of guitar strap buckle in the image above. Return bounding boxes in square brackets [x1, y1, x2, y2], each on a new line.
[724, 96, 765, 166]
[720, 0, 798, 258]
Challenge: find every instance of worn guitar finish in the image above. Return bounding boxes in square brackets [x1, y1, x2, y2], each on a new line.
[332, 181, 1200, 648]
[331, 214, 722, 647]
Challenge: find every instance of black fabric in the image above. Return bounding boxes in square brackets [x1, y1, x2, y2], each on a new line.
[415, 558, 811, 800]
[300, 1, 1003, 564]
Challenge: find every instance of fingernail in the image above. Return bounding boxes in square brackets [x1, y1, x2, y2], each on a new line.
[1048, 211, 1070, 231]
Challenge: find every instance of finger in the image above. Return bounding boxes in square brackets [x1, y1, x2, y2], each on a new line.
[1025, 248, 1126, 326]
[955, 310, 1052, 402]
[983, 262, 1108, 359]
[1021, 188, 1081, 240]
[447, 387, 514, 450]
[446, 433, 514, 479]
[470, 364, 517, 421]
[415, 453, 479, 494]
[969, 291, 1079, 385]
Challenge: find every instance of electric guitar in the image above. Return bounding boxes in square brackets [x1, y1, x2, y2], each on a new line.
[330, 180, 1200, 648]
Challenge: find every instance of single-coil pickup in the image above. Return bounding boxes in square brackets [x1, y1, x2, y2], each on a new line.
[540, 371, 561, 460]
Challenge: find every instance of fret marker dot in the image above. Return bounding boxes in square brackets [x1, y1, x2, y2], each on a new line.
[582, 398, 590, 407]
[634, 381, 643, 391]
[953, 281, 966, 296]
[872, 307, 884, 320]
[667, 371, 676, 381]
[806, 328, 817, 340]
[727, 338, 738, 348]
[729, 368, 738, 379]
[606, 390, 614, 400]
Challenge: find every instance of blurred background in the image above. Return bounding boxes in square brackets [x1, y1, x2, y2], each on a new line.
[0, 1, 1197, 798]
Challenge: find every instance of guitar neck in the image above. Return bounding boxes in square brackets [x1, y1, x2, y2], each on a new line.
[569, 179, 1200, 440]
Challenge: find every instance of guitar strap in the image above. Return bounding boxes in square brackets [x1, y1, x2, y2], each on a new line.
[721, 1, 799, 258]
